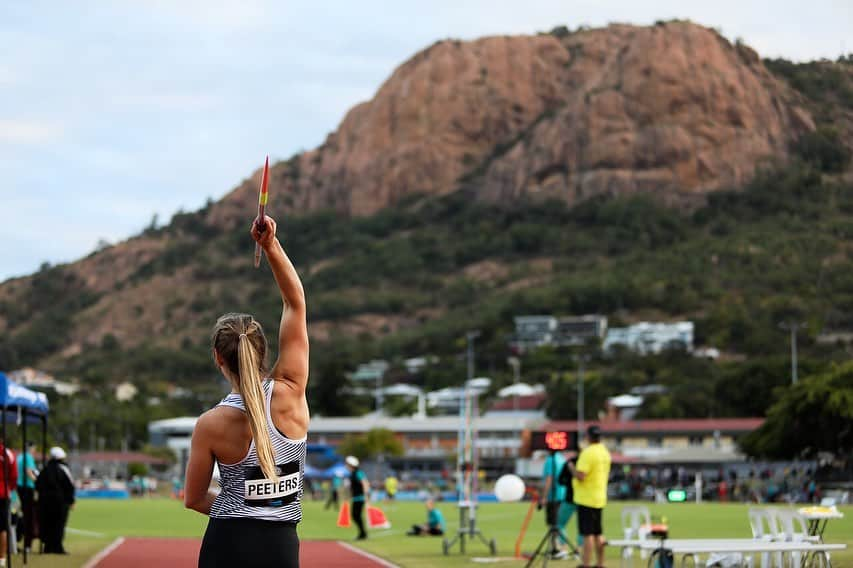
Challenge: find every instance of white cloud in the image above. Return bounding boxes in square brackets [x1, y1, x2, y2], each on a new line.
[0, 120, 64, 145]
[0, 65, 16, 87]
[118, 0, 273, 32]
[111, 92, 222, 111]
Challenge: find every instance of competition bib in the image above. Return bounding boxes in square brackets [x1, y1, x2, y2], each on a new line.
[243, 461, 302, 507]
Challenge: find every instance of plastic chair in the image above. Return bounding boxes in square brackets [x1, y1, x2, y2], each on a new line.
[748, 508, 782, 568]
[776, 509, 821, 567]
[620, 505, 651, 561]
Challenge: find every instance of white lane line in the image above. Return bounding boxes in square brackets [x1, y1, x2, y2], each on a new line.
[81, 536, 125, 568]
[337, 540, 400, 568]
[67, 527, 108, 537]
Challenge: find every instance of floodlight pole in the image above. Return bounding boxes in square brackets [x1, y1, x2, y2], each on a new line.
[576, 354, 587, 446]
[779, 321, 806, 385]
[508, 357, 521, 412]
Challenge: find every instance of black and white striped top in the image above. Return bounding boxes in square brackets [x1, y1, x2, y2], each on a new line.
[209, 380, 306, 523]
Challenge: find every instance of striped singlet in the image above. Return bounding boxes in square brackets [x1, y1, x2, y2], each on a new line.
[209, 380, 306, 522]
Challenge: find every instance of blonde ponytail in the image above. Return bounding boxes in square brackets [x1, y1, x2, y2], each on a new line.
[237, 333, 278, 480]
[212, 313, 275, 481]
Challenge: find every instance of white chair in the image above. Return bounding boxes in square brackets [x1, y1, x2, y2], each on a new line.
[776, 509, 821, 567]
[748, 508, 782, 568]
[621, 505, 652, 562]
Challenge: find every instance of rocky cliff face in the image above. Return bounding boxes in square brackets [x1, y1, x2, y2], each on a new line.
[210, 20, 813, 226]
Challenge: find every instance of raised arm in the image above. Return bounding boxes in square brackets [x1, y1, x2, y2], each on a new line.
[251, 216, 309, 391]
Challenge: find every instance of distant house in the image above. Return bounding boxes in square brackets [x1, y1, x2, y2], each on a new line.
[350, 360, 390, 383]
[485, 392, 546, 420]
[511, 315, 607, 351]
[425, 378, 491, 414]
[555, 315, 608, 346]
[511, 316, 557, 350]
[8, 367, 80, 396]
[603, 321, 694, 354]
[403, 356, 438, 374]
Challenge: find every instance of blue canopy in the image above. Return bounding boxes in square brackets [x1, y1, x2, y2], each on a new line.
[0, 373, 49, 416]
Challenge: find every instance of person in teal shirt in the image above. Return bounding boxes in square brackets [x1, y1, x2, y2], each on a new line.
[17, 442, 38, 553]
[539, 450, 568, 558]
[325, 472, 342, 510]
[540, 450, 566, 518]
[407, 499, 445, 536]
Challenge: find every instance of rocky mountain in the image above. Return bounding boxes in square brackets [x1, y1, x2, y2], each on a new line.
[210, 20, 814, 229]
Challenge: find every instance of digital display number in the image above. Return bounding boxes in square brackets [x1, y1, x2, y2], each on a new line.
[545, 431, 569, 450]
[529, 430, 577, 452]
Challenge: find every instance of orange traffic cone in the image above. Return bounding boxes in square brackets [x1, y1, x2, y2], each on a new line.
[367, 505, 391, 529]
[337, 502, 351, 528]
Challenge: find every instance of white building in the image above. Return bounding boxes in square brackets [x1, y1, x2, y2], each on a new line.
[511, 316, 558, 350]
[603, 321, 694, 354]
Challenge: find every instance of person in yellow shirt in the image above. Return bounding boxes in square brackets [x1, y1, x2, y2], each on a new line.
[384, 474, 398, 503]
[569, 425, 611, 568]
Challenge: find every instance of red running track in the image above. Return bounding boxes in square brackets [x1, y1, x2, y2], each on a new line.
[87, 538, 396, 567]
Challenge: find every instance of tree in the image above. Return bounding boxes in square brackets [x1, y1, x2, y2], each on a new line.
[740, 362, 853, 459]
[308, 337, 365, 416]
[337, 428, 404, 460]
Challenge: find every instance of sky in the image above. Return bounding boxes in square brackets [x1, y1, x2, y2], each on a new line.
[1, 1, 851, 282]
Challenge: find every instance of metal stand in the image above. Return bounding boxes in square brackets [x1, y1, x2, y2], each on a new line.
[524, 449, 578, 567]
[442, 501, 496, 555]
[443, 330, 496, 556]
[525, 521, 574, 568]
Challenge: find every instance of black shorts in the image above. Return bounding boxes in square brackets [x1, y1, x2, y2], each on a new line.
[199, 517, 299, 568]
[0, 499, 8, 530]
[577, 504, 603, 536]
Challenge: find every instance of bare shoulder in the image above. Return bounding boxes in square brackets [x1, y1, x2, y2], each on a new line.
[195, 406, 244, 437]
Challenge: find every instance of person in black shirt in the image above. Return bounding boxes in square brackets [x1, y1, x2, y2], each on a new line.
[36, 447, 75, 554]
[557, 455, 581, 553]
[345, 456, 369, 540]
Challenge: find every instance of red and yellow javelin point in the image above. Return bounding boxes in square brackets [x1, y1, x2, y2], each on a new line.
[254, 155, 270, 268]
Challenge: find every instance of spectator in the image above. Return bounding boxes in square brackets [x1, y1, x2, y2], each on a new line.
[325, 472, 342, 510]
[568, 425, 612, 568]
[16, 441, 38, 555]
[0, 440, 18, 567]
[539, 447, 567, 559]
[406, 499, 445, 536]
[557, 455, 582, 553]
[718, 479, 728, 502]
[346, 456, 369, 540]
[36, 447, 74, 555]
[385, 473, 398, 503]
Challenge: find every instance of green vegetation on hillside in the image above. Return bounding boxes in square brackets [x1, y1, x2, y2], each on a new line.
[20, 153, 853, 454]
[1, 56, 852, 457]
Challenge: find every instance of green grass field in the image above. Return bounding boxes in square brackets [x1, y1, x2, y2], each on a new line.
[18, 498, 852, 567]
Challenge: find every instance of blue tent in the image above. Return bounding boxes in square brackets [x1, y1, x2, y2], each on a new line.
[0, 372, 49, 566]
[0, 373, 49, 418]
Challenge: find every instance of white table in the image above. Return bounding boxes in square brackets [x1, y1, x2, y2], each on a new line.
[636, 538, 846, 568]
[799, 509, 844, 542]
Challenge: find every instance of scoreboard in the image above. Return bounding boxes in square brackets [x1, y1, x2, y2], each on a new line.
[528, 430, 578, 452]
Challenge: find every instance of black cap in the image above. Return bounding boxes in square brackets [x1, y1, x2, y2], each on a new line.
[587, 425, 601, 439]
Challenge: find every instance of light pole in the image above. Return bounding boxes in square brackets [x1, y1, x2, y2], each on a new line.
[576, 355, 586, 447]
[779, 321, 806, 385]
[507, 356, 520, 412]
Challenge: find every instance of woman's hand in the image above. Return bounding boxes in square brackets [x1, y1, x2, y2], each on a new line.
[251, 215, 278, 250]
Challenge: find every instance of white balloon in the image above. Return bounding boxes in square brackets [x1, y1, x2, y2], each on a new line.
[494, 474, 526, 502]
